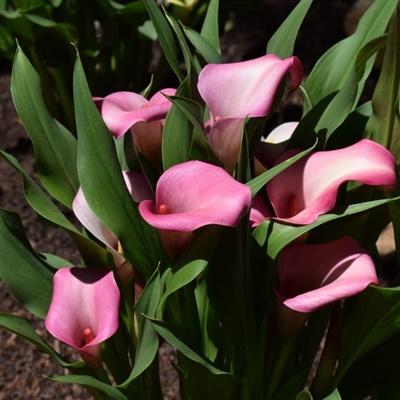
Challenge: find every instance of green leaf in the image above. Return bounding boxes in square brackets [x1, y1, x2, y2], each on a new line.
[51, 375, 130, 400]
[184, 25, 221, 64]
[164, 95, 207, 136]
[119, 271, 161, 386]
[322, 389, 341, 400]
[11, 46, 79, 208]
[0, 209, 53, 318]
[266, 0, 313, 59]
[143, 0, 184, 82]
[38, 253, 72, 270]
[0, 149, 111, 268]
[73, 49, 166, 279]
[149, 318, 230, 376]
[247, 141, 317, 197]
[254, 196, 400, 260]
[303, 0, 396, 113]
[164, 9, 195, 79]
[314, 35, 387, 140]
[332, 286, 400, 390]
[0, 313, 73, 367]
[365, 7, 400, 163]
[162, 84, 193, 169]
[200, 0, 220, 55]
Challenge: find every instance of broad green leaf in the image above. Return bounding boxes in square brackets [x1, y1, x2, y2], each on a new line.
[158, 260, 207, 317]
[0, 313, 75, 368]
[164, 95, 206, 136]
[119, 271, 161, 386]
[314, 35, 387, 140]
[0, 209, 53, 318]
[331, 286, 400, 390]
[143, 0, 184, 82]
[323, 389, 341, 400]
[0, 149, 111, 267]
[11, 46, 79, 207]
[163, 94, 219, 164]
[164, 9, 194, 80]
[267, 0, 313, 59]
[38, 253, 72, 270]
[149, 318, 230, 376]
[365, 7, 400, 163]
[184, 26, 221, 64]
[162, 83, 193, 169]
[73, 50, 166, 279]
[254, 196, 400, 260]
[326, 101, 371, 150]
[200, 0, 220, 55]
[303, 0, 396, 113]
[51, 375, 130, 400]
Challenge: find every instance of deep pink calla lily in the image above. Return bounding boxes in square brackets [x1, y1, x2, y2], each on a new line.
[95, 89, 176, 166]
[139, 160, 252, 258]
[45, 267, 120, 369]
[197, 54, 303, 171]
[94, 89, 176, 139]
[266, 139, 397, 225]
[275, 237, 378, 313]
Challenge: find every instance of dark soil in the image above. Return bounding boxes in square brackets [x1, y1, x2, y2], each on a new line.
[1, 1, 385, 399]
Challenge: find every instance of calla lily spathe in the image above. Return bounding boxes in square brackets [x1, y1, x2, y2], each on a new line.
[139, 160, 252, 258]
[275, 237, 378, 313]
[253, 139, 396, 225]
[95, 89, 176, 166]
[45, 267, 120, 369]
[94, 89, 176, 139]
[198, 54, 303, 171]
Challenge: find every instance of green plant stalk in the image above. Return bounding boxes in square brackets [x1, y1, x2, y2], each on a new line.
[264, 336, 296, 400]
[310, 304, 341, 399]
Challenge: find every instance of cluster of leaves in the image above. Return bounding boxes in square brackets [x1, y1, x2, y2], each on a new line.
[1, 1, 400, 399]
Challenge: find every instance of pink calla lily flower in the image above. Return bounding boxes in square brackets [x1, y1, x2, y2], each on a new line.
[275, 237, 378, 313]
[139, 160, 252, 258]
[45, 267, 120, 369]
[94, 89, 176, 139]
[95, 89, 176, 166]
[198, 54, 303, 171]
[265, 139, 397, 225]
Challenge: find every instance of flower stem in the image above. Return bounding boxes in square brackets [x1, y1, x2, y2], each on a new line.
[265, 337, 295, 400]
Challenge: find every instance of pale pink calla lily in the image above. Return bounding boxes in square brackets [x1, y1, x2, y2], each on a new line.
[45, 267, 120, 369]
[275, 237, 378, 313]
[198, 54, 303, 171]
[139, 160, 252, 258]
[266, 139, 397, 225]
